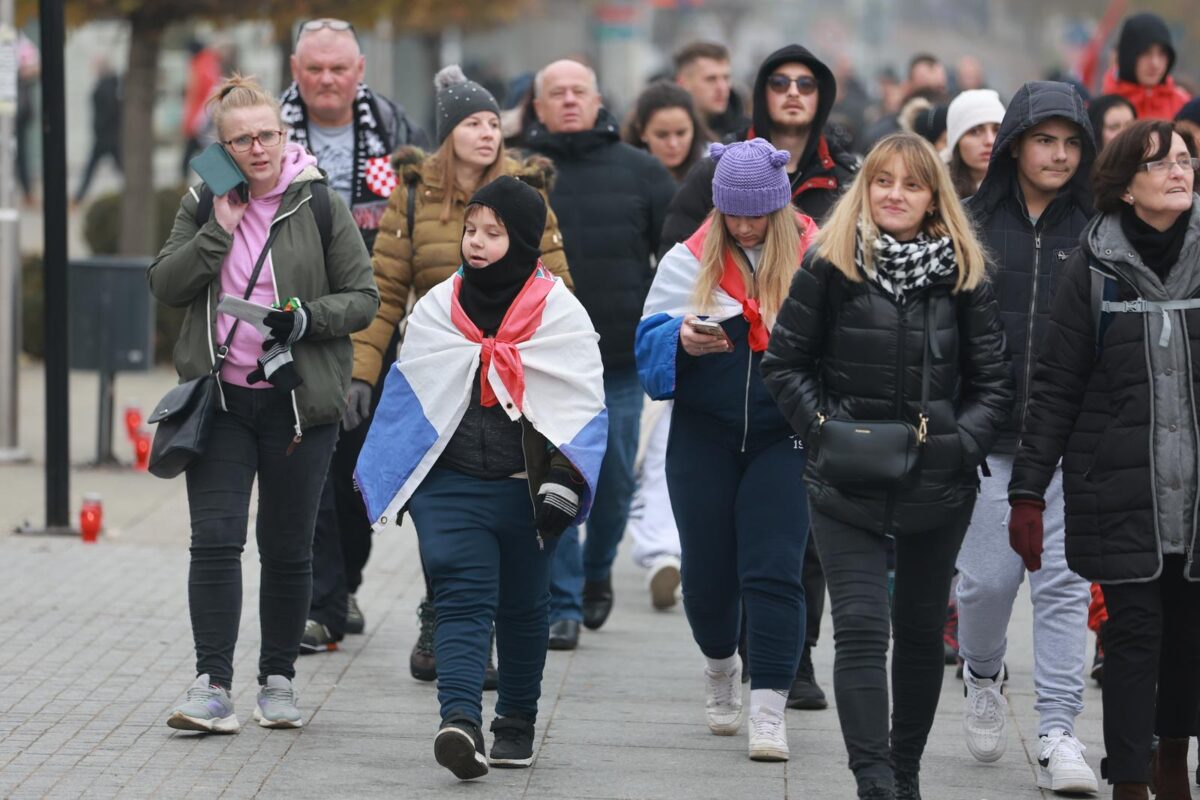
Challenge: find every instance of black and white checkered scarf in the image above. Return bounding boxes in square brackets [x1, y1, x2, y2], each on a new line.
[856, 229, 957, 301]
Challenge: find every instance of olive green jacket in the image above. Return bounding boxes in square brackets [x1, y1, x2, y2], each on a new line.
[148, 167, 380, 435]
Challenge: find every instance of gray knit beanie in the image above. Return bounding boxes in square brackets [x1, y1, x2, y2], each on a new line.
[434, 65, 501, 146]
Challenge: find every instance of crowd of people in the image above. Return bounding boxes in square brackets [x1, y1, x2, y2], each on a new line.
[143, 11, 1200, 800]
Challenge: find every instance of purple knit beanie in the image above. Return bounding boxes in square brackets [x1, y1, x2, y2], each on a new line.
[710, 139, 792, 217]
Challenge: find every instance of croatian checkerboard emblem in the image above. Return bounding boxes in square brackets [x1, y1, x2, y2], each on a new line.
[365, 156, 397, 198]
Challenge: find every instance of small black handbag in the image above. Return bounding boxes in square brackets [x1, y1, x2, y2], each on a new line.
[147, 219, 281, 479]
[811, 298, 938, 488]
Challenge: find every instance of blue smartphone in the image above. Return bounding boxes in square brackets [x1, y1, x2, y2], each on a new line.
[190, 142, 249, 202]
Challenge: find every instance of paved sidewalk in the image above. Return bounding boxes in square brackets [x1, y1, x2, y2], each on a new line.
[0, 364, 1189, 799]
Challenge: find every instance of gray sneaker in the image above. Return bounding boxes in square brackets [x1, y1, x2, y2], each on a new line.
[167, 674, 240, 733]
[254, 675, 303, 729]
[346, 594, 365, 635]
[299, 619, 338, 654]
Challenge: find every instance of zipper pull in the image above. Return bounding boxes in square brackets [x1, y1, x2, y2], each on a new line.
[286, 434, 302, 456]
[536, 533, 545, 551]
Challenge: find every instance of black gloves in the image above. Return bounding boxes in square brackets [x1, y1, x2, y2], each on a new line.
[343, 380, 373, 430]
[248, 307, 311, 392]
[262, 307, 310, 349]
[535, 465, 584, 540]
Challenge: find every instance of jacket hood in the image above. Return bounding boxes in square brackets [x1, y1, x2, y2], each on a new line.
[523, 106, 621, 157]
[750, 44, 836, 171]
[973, 81, 1095, 217]
[1116, 12, 1176, 85]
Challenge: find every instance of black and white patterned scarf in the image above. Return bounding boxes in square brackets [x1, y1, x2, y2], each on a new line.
[855, 229, 957, 301]
[280, 82, 397, 231]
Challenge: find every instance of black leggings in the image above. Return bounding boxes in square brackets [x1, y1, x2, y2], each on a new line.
[1100, 556, 1200, 784]
[811, 501, 973, 791]
[184, 384, 337, 687]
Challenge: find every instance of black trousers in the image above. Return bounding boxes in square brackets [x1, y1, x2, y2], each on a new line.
[803, 535, 825, 649]
[1100, 555, 1200, 784]
[811, 500, 973, 791]
[185, 384, 337, 687]
[74, 137, 121, 203]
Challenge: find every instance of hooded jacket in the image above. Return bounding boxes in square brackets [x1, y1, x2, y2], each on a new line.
[524, 107, 678, 369]
[1010, 204, 1200, 582]
[659, 45, 858, 251]
[1101, 13, 1191, 121]
[705, 87, 751, 141]
[351, 146, 572, 386]
[967, 80, 1096, 453]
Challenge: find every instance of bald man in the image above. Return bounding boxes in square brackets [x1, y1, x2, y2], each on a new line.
[524, 59, 677, 649]
[283, 19, 426, 656]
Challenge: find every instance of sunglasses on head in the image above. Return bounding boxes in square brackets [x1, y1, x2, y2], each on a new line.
[766, 74, 819, 96]
[298, 19, 357, 40]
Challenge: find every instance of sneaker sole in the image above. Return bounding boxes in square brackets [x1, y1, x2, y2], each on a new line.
[707, 710, 744, 736]
[488, 755, 534, 768]
[167, 711, 240, 734]
[963, 726, 1006, 763]
[435, 728, 488, 780]
[1036, 766, 1098, 793]
[785, 694, 828, 711]
[253, 706, 303, 729]
[749, 745, 790, 762]
[298, 642, 338, 655]
[649, 564, 680, 610]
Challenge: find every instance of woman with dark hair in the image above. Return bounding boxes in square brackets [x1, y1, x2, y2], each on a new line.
[1010, 119, 1200, 800]
[943, 89, 1006, 199]
[623, 80, 712, 182]
[1089, 94, 1137, 150]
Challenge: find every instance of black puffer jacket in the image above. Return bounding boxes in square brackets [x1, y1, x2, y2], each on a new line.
[968, 80, 1096, 453]
[1010, 208, 1200, 583]
[524, 108, 677, 368]
[659, 44, 858, 252]
[763, 254, 1014, 536]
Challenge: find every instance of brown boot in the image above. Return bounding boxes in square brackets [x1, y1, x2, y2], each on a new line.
[1151, 738, 1192, 799]
[1112, 784, 1150, 800]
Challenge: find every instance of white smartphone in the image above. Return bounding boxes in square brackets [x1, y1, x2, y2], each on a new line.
[689, 319, 725, 337]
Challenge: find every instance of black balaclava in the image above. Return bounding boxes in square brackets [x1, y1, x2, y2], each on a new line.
[459, 175, 547, 335]
[1116, 12, 1176, 86]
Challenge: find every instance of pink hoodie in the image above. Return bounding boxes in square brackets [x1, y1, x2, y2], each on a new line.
[216, 143, 319, 388]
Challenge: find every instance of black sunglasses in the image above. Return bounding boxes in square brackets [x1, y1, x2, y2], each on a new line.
[766, 74, 819, 96]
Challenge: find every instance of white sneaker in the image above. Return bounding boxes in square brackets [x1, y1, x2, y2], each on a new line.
[704, 664, 743, 735]
[748, 705, 789, 762]
[963, 667, 1008, 762]
[647, 555, 681, 610]
[1036, 730, 1098, 794]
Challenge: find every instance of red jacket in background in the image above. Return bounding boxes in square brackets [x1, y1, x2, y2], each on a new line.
[1102, 69, 1191, 121]
[182, 48, 222, 139]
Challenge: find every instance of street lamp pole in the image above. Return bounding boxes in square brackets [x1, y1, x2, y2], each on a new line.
[0, 0, 26, 463]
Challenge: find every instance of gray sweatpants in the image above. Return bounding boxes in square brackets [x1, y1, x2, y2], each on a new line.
[955, 454, 1091, 735]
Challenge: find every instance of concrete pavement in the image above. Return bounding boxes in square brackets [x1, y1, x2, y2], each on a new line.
[0, 362, 1188, 799]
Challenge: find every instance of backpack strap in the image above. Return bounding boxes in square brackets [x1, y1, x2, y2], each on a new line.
[194, 185, 214, 227]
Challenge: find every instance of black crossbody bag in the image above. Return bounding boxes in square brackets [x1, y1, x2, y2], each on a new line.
[810, 297, 938, 487]
[146, 218, 283, 479]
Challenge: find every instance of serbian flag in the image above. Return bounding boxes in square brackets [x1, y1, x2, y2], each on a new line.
[355, 264, 608, 532]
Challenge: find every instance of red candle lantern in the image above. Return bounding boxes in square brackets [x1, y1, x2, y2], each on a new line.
[133, 433, 151, 472]
[124, 406, 143, 440]
[80, 494, 103, 543]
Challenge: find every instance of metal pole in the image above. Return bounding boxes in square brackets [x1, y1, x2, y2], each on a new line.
[0, 0, 26, 463]
[40, 0, 69, 532]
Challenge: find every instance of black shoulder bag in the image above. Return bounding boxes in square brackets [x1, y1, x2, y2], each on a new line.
[146, 213, 284, 479]
[810, 296, 938, 487]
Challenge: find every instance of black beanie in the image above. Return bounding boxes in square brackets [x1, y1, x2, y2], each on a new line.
[434, 65, 501, 146]
[459, 176, 547, 334]
[1116, 13, 1176, 85]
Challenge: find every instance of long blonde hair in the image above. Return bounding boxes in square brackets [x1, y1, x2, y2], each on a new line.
[207, 73, 282, 139]
[815, 132, 986, 293]
[691, 206, 802, 327]
[430, 134, 507, 224]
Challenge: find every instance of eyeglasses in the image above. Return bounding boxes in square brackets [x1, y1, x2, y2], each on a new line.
[298, 19, 357, 41]
[224, 130, 285, 153]
[1137, 156, 1200, 174]
[766, 74, 819, 96]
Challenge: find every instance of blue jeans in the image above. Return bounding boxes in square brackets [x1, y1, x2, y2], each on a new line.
[410, 468, 557, 725]
[549, 365, 643, 621]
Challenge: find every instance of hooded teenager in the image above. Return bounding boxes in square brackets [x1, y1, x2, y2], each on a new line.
[1102, 12, 1191, 122]
[952, 80, 1100, 795]
[355, 176, 606, 781]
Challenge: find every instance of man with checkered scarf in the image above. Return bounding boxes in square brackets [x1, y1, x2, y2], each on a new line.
[283, 18, 427, 654]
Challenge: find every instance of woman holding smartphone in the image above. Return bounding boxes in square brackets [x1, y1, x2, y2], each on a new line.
[761, 133, 1012, 799]
[635, 139, 818, 762]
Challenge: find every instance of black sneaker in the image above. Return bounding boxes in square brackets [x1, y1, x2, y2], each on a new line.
[582, 576, 614, 630]
[895, 770, 921, 800]
[488, 715, 535, 767]
[346, 594, 365, 635]
[410, 598, 436, 682]
[434, 714, 488, 780]
[299, 619, 338, 654]
[786, 646, 828, 710]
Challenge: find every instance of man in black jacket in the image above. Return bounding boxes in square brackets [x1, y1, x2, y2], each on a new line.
[524, 59, 677, 650]
[953, 81, 1100, 794]
[660, 43, 857, 249]
[660, 43, 855, 711]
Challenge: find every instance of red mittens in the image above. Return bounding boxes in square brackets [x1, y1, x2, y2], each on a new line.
[1008, 498, 1046, 572]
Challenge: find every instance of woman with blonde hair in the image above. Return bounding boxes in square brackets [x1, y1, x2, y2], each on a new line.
[762, 132, 1013, 799]
[636, 139, 819, 763]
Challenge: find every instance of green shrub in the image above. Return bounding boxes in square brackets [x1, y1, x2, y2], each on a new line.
[21, 254, 43, 358]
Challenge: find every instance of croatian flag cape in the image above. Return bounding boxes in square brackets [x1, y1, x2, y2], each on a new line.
[355, 265, 608, 532]
[636, 214, 817, 400]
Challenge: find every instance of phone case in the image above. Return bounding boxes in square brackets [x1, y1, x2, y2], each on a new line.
[190, 142, 248, 200]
